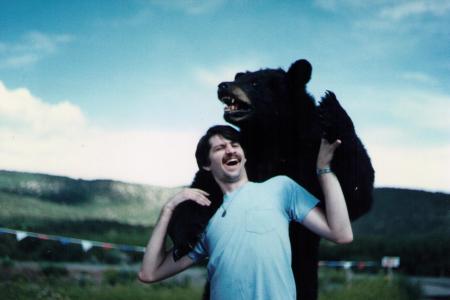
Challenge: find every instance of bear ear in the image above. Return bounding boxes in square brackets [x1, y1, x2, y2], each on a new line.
[287, 59, 312, 85]
[234, 72, 245, 80]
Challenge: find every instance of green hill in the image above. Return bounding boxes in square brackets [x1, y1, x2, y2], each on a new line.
[353, 188, 450, 237]
[1, 170, 448, 274]
[0, 170, 180, 226]
[0, 170, 181, 246]
[1, 170, 448, 239]
[320, 188, 449, 276]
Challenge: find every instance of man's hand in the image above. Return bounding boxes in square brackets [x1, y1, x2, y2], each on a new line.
[303, 138, 352, 245]
[139, 188, 210, 284]
[164, 188, 211, 213]
[316, 138, 341, 169]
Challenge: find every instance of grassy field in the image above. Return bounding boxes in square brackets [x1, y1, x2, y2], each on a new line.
[319, 269, 421, 300]
[1, 279, 204, 300]
[0, 263, 421, 300]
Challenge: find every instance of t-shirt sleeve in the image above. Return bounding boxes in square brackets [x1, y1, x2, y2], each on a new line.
[186, 233, 208, 263]
[282, 176, 320, 223]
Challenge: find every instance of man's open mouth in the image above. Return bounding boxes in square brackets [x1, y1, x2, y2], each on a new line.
[223, 156, 241, 166]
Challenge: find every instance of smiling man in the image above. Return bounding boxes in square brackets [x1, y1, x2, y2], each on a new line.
[139, 125, 352, 300]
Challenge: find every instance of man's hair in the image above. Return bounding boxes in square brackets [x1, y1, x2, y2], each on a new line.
[195, 125, 241, 169]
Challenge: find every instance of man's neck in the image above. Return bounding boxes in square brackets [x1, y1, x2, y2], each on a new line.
[216, 177, 249, 194]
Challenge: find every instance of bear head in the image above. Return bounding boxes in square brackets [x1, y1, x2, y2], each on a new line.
[217, 59, 315, 129]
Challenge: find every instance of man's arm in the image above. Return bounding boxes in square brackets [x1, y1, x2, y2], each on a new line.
[302, 139, 353, 244]
[138, 188, 211, 283]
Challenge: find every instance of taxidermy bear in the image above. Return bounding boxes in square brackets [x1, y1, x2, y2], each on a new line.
[168, 59, 375, 300]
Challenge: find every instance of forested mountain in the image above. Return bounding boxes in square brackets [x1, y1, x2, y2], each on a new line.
[1, 170, 448, 233]
[353, 188, 449, 237]
[1, 170, 448, 275]
[320, 188, 449, 276]
[0, 170, 180, 226]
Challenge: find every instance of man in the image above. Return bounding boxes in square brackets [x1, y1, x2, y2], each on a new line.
[139, 125, 352, 299]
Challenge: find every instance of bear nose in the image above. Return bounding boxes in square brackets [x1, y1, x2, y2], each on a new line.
[218, 82, 229, 91]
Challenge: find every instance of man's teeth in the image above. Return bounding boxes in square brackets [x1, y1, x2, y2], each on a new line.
[225, 158, 239, 165]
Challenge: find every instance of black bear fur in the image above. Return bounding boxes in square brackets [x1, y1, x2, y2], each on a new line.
[168, 59, 375, 300]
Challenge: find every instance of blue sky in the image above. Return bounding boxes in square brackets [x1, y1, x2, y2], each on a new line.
[1, 0, 449, 192]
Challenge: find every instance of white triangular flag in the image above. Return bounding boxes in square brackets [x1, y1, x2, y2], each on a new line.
[16, 231, 27, 241]
[81, 240, 93, 252]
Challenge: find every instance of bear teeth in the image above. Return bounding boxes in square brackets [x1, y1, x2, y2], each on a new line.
[221, 96, 236, 105]
[224, 104, 239, 112]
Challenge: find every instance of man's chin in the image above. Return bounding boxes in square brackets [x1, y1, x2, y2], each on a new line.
[221, 170, 243, 182]
[222, 163, 241, 173]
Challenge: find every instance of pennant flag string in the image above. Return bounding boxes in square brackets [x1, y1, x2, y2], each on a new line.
[0, 227, 146, 253]
[0, 227, 383, 269]
[81, 240, 93, 252]
[15, 231, 28, 241]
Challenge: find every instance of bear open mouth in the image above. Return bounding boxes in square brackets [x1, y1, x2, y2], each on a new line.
[220, 95, 252, 116]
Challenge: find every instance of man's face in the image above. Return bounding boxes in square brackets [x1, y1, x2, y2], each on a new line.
[203, 135, 247, 183]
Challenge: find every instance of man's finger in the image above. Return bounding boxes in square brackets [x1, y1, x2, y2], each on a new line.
[190, 193, 211, 205]
[194, 197, 211, 206]
[198, 195, 211, 204]
[191, 188, 210, 196]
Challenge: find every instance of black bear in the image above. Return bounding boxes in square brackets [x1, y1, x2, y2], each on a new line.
[168, 59, 374, 300]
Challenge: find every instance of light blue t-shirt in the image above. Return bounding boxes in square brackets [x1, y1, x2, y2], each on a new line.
[187, 175, 319, 300]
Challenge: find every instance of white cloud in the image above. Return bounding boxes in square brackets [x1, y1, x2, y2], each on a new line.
[193, 58, 265, 87]
[388, 90, 450, 132]
[360, 91, 450, 192]
[327, 84, 450, 193]
[0, 82, 85, 134]
[0, 31, 73, 69]
[314, 0, 450, 18]
[96, 8, 154, 28]
[0, 81, 200, 187]
[315, 0, 450, 35]
[367, 141, 450, 193]
[313, 0, 370, 12]
[344, 87, 450, 138]
[379, 0, 450, 21]
[149, 0, 226, 15]
[313, 0, 338, 11]
[400, 72, 438, 85]
[1, 80, 449, 192]
[24, 31, 73, 53]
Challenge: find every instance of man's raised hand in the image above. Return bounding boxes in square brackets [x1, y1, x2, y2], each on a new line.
[317, 138, 341, 170]
[164, 188, 211, 213]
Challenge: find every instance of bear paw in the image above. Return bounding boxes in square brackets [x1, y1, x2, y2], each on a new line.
[318, 91, 355, 143]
